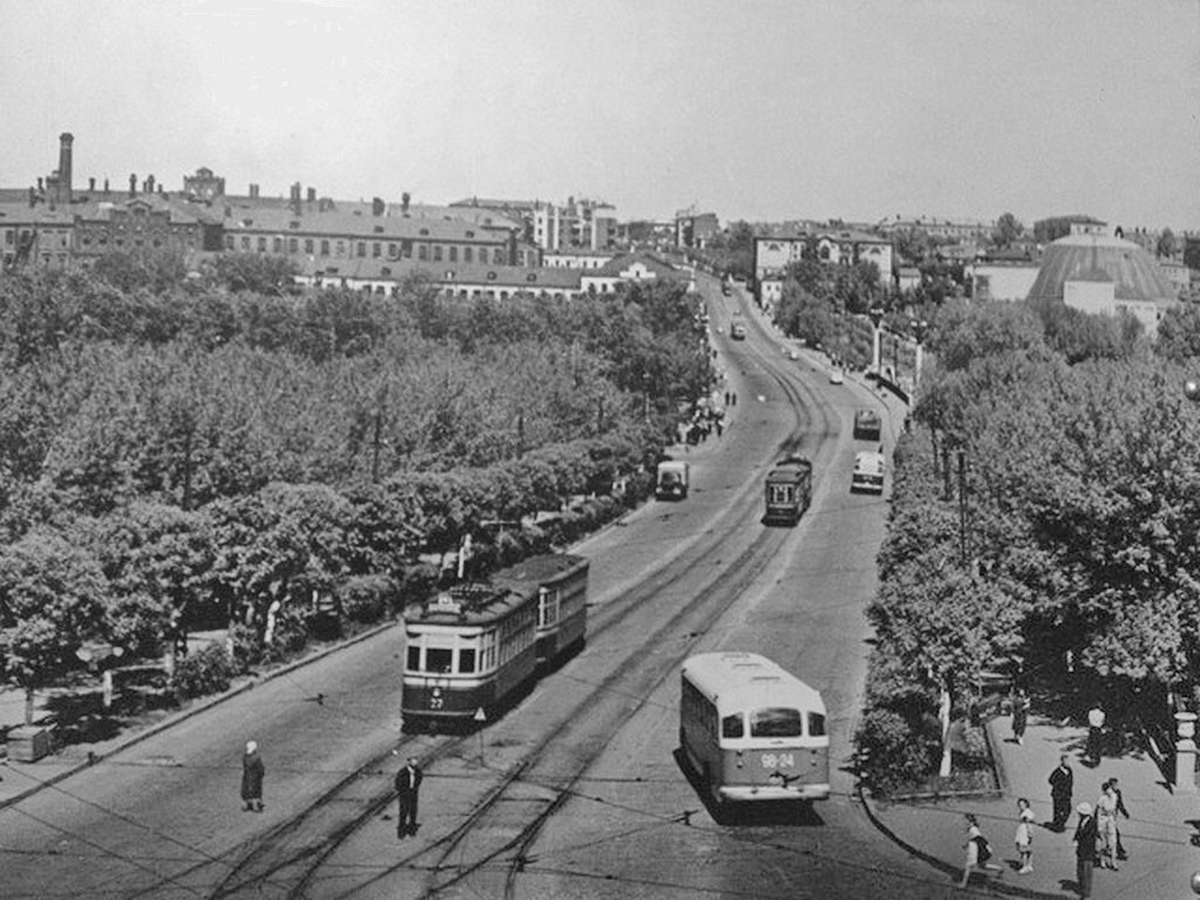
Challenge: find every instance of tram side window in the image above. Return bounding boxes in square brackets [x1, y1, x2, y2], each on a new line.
[459, 648, 476, 673]
[722, 713, 744, 739]
[750, 707, 803, 738]
[808, 711, 826, 737]
[427, 648, 452, 673]
[407, 645, 420, 670]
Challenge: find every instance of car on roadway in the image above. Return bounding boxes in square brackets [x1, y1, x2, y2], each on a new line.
[829, 369, 844, 385]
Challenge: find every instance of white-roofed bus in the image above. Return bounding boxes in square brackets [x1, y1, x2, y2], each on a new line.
[680, 652, 830, 805]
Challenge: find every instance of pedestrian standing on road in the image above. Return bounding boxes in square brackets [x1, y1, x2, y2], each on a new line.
[1095, 780, 1119, 869]
[1109, 777, 1130, 860]
[1072, 802, 1098, 899]
[241, 740, 264, 813]
[1014, 797, 1035, 874]
[395, 756, 423, 838]
[1011, 687, 1030, 746]
[1086, 703, 1106, 764]
[1049, 754, 1074, 831]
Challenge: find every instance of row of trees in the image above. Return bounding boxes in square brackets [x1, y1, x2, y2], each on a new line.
[0, 259, 710, 721]
[858, 296, 1200, 791]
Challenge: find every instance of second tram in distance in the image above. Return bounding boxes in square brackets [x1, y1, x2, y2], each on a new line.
[763, 456, 813, 525]
[401, 553, 589, 731]
[680, 652, 830, 804]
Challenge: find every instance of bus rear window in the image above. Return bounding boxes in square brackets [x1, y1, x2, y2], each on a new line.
[808, 712, 826, 737]
[721, 713, 744, 739]
[750, 707, 804, 737]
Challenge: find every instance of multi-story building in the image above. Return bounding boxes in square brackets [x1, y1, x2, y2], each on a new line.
[752, 225, 895, 310]
[876, 215, 995, 242]
[675, 211, 719, 249]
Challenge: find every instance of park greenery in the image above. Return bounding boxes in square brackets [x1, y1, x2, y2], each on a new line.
[0, 253, 711, 721]
[858, 296, 1200, 793]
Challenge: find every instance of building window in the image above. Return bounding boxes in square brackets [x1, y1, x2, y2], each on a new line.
[288, 238, 298, 253]
[321, 240, 330, 256]
[274, 237, 283, 253]
[4, 230, 12, 245]
[433, 245, 442, 261]
[357, 242, 365, 257]
[372, 242, 381, 258]
[258, 237, 267, 252]
[418, 244, 427, 260]
[402, 240, 413, 258]
[388, 243, 397, 258]
[336, 241, 345, 256]
[493, 248, 504, 264]
[241, 236, 250, 250]
[304, 239, 313, 253]
[448, 246, 457, 262]
[464, 247, 473, 263]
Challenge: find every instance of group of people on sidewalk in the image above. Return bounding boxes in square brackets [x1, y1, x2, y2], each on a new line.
[961, 700, 1131, 897]
[1049, 751, 1130, 899]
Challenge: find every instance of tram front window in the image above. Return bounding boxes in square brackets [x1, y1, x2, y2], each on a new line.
[427, 648, 452, 673]
[808, 712, 826, 737]
[750, 707, 804, 738]
[459, 648, 476, 673]
[406, 646, 420, 670]
[722, 713, 744, 739]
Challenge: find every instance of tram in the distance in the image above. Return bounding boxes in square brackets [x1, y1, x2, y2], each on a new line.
[763, 456, 813, 525]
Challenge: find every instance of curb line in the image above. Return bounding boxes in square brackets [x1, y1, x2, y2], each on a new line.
[857, 785, 1069, 899]
[0, 618, 400, 811]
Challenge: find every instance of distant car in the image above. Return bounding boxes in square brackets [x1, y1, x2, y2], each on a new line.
[788, 348, 800, 360]
[731, 323, 747, 341]
[829, 369, 844, 385]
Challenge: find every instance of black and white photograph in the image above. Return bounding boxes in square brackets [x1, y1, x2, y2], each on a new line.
[1, 1, 1199, 897]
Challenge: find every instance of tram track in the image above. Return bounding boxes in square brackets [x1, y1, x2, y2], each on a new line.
[198, 292, 842, 900]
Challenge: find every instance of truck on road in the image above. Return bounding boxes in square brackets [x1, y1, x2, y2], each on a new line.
[656, 460, 690, 500]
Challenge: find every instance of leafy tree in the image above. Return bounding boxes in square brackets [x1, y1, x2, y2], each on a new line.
[991, 212, 1024, 249]
[0, 531, 110, 724]
[1156, 302, 1200, 362]
[92, 249, 188, 295]
[205, 253, 298, 295]
[1157, 227, 1177, 259]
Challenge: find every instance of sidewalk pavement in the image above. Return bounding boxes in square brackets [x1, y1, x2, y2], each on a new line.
[0, 619, 399, 811]
[863, 714, 1200, 897]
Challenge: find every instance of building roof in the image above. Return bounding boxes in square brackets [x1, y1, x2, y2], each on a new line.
[222, 206, 505, 242]
[590, 252, 682, 280]
[1026, 233, 1175, 304]
[298, 255, 582, 290]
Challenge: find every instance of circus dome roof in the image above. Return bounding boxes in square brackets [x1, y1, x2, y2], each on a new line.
[1026, 233, 1174, 304]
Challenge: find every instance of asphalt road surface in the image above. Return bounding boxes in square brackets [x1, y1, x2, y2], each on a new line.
[0, 280, 966, 899]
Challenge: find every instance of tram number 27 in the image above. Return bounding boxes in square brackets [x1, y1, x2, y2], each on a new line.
[761, 753, 795, 769]
[429, 695, 444, 709]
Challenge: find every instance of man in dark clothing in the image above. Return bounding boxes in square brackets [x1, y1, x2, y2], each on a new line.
[1073, 802, 1098, 899]
[241, 740, 264, 812]
[395, 756, 423, 837]
[1110, 777, 1130, 859]
[1049, 754, 1074, 831]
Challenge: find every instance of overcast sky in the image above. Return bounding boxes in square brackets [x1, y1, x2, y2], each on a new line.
[3, 0, 1198, 230]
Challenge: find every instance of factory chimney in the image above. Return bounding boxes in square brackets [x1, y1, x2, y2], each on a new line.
[57, 133, 74, 204]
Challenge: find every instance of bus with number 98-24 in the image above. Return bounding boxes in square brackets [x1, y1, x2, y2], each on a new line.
[679, 652, 830, 805]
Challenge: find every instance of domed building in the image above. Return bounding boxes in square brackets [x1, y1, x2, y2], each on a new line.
[1025, 230, 1177, 337]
